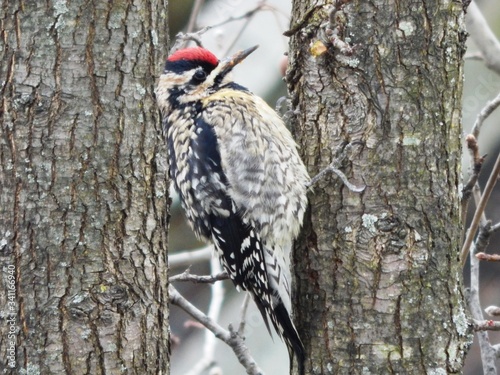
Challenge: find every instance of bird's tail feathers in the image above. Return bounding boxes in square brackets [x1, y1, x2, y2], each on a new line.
[259, 245, 305, 375]
[273, 301, 305, 375]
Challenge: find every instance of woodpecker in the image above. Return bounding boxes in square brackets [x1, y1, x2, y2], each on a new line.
[156, 45, 309, 374]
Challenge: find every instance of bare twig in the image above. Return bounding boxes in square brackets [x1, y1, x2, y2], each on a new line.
[493, 344, 500, 359]
[473, 319, 500, 332]
[462, 135, 485, 200]
[468, 243, 498, 374]
[169, 285, 264, 375]
[170, 270, 229, 284]
[170, 284, 227, 336]
[485, 306, 500, 317]
[461, 135, 485, 232]
[169, 245, 212, 268]
[476, 252, 500, 262]
[172, 2, 277, 54]
[475, 221, 493, 253]
[185, 0, 205, 35]
[460, 152, 500, 266]
[218, 2, 276, 56]
[464, 52, 484, 61]
[467, 179, 497, 373]
[471, 92, 500, 139]
[222, 11, 257, 56]
[466, 1, 500, 75]
[171, 31, 206, 52]
[308, 163, 365, 192]
[171, 0, 206, 51]
[238, 293, 252, 336]
[491, 222, 500, 233]
[185, 258, 226, 375]
[211, 2, 270, 30]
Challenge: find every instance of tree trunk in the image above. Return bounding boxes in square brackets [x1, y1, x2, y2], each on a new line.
[287, 1, 471, 373]
[0, 1, 169, 374]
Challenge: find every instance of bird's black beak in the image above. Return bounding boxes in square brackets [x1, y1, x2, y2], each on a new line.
[218, 45, 259, 77]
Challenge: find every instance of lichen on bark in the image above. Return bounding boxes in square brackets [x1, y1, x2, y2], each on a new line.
[287, 1, 471, 373]
[0, 1, 170, 373]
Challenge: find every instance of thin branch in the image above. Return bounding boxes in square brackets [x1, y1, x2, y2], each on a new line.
[476, 252, 500, 262]
[171, 31, 206, 52]
[171, 0, 206, 51]
[468, 243, 498, 374]
[485, 306, 500, 317]
[464, 52, 484, 61]
[466, 1, 500, 75]
[185, 0, 205, 35]
[185, 258, 226, 375]
[471, 91, 500, 139]
[467, 181, 496, 374]
[473, 319, 500, 332]
[460, 152, 500, 266]
[227, 323, 263, 375]
[173, 2, 274, 54]
[238, 293, 252, 336]
[169, 284, 228, 338]
[222, 9, 258, 56]
[169, 245, 212, 268]
[212, 2, 282, 56]
[475, 221, 493, 254]
[493, 344, 500, 359]
[308, 163, 365, 192]
[170, 270, 229, 284]
[461, 135, 485, 230]
[491, 222, 500, 233]
[169, 285, 264, 375]
[207, 257, 225, 320]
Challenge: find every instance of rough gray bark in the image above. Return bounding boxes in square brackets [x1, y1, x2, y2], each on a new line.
[0, 1, 169, 373]
[287, 1, 471, 373]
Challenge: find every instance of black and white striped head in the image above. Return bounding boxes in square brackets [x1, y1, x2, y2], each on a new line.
[156, 45, 258, 111]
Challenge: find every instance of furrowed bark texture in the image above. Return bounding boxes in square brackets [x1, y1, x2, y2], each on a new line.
[0, 1, 169, 373]
[287, 1, 471, 374]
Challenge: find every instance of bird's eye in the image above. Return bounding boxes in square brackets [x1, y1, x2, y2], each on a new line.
[193, 70, 207, 82]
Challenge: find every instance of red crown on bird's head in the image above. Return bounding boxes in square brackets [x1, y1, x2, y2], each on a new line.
[167, 47, 219, 67]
